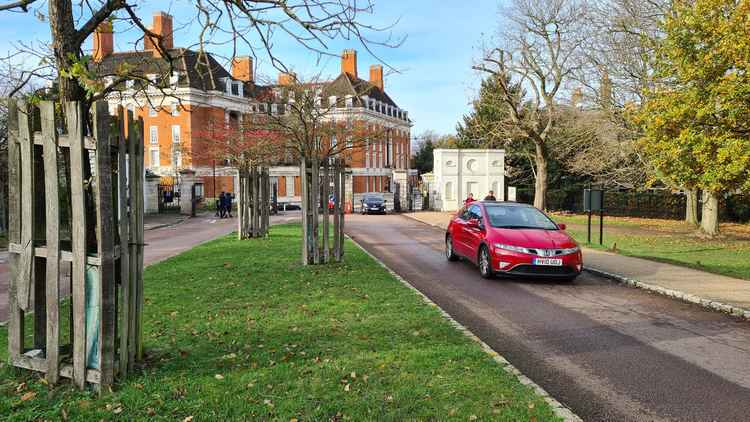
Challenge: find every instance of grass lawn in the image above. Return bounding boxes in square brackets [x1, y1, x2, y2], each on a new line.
[550, 213, 750, 281]
[0, 224, 559, 421]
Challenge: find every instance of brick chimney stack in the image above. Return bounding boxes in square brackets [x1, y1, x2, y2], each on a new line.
[144, 11, 173, 57]
[369, 65, 384, 90]
[278, 72, 297, 86]
[341, 49, 358, 78]
[93, 21, 113, 62]
[232, 57, 254, 82]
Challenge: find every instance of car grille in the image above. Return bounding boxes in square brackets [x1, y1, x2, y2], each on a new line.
[508, 265, 577, 276]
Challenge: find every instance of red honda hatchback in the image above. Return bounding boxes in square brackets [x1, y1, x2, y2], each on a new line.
[445, 202, 583, 281]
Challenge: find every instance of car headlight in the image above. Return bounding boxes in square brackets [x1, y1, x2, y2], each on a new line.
[559, 246, 580, 255]
[494, 244, 533, 254]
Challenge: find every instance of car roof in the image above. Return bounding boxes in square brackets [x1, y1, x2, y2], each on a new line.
[480, 201, 532, 208]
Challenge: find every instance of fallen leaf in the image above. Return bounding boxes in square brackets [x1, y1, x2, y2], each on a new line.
[147, 408, 156, 416]
[215, 374, 225, 380]
[20, 391, 36, 401]
[350, 371, 356, 379]
[15, 383, 26, 393]
[183, 417, 194, 422]
[113, 406, 123, 414]
[344, 384, 351, 392]
[469, 415, 478, 421]
[61, 408, 69, 420]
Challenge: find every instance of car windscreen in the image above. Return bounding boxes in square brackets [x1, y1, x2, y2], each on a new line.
[485, 206, 558, 230]
[363, 196, 384, 204]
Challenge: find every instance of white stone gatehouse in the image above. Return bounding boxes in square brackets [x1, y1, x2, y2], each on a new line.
[432, 149, 505, 211]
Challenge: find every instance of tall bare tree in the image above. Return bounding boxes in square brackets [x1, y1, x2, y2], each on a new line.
[474, 0, 588, 209]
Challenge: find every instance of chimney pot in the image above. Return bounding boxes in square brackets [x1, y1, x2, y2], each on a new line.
[93, 21, 113, 62]
[144, 11, 173, 57]
[232, 57, 254, 82]
[341, 49, 358, 78]
[278, 72, 297, 86]
[370, 64, 384, 91]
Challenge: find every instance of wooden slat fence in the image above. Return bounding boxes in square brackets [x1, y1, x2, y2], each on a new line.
[6, 99, 145, 391]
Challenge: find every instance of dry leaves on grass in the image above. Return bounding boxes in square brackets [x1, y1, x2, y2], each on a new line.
[20, 391, 36, 401]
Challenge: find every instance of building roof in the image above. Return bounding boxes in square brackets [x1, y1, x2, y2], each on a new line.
[93, 48, 255, 97]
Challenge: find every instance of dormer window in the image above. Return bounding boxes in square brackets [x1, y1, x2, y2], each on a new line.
[271, 104, 278, 114]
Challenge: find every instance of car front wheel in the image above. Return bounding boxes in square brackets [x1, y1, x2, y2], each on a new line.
[478, 246, 493, 279]
[446, 235, 459, 262]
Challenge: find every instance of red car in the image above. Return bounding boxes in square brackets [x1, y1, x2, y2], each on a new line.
[445, 202, 582, 281]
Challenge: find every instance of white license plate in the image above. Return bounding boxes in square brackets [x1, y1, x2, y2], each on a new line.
[533, 258, 563, 266]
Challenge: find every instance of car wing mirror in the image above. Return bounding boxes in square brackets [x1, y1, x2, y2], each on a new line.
[467, 218, 480, 228]
[558, 223, 566, 230]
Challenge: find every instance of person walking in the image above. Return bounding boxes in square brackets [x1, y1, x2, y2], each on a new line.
[464, 193, 475, 207]
[226, 193, 234, 218]
[484, 190, 497, 201]
[218, 192, 226, 218]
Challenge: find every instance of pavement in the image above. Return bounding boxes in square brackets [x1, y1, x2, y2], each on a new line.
[346, 214, 750, 422]
[404, 211, 750, 319]
[0, 210, 301, 323]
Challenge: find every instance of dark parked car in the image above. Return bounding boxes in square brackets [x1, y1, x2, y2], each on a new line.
[361, 193, 387, 215]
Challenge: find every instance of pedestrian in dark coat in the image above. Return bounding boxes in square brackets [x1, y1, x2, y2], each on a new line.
[218, 192, 226, 218]
[226, 193, 233, 218]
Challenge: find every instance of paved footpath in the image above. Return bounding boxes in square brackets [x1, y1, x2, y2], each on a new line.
[405, 211, 750, 318]
[347, 214, 750, 422]
[0, 211, 300, 323]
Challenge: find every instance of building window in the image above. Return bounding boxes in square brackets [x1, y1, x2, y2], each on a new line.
[445, 182, 454, 201]
[150, 148, 160, 168]
[231, 82, 240, 96]
[271, 104, 278, 114]
[149, 106, 157, 117]
[172, 103, 180, 116]
[172, 125, 181, 145]
[149, 126, 158, 145]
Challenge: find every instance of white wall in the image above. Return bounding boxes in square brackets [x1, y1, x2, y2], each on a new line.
[433, 149, 505, 211]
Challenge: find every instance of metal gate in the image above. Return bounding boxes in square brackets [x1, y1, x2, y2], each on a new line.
[158, 184, 180, 213]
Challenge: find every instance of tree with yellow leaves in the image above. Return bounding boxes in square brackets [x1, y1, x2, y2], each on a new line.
[639, 0, 750, 236]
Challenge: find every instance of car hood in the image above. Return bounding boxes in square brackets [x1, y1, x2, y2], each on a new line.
[364, 201, 384, 206]
[487, 227, 577, 249]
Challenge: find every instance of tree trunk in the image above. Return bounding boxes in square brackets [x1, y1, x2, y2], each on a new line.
[700, 191, 720, 236]
[685, 188, 699, 226]
[533, 143, 548, 210]
[49, 0, 87, 105]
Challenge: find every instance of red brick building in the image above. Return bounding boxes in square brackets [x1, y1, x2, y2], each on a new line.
[93, 12, 414, 208]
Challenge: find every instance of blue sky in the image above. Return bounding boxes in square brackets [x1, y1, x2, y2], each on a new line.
[0, 0, 504, 136]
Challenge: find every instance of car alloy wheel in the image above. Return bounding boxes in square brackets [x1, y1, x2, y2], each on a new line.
[479, 246, 493, 279]
[446, 236, 458, 261]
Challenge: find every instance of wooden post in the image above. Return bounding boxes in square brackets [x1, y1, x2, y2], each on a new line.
[17, 100, 34, 313]
[133, 117, 145, 361]
[332, 159, 340, 261]
[40, 102, 60, 384]
[116, 107, 131, 376]
[300, 157, 309, 265]
[7, 100, 24, 361]
[237, 173, 244, 239]
[322, 159, 330, 263]
[93, 102, 116, 389]
[337, 159, 345, 261]
[67, 101, 88, 389]
[261, 167, 269, 237]
[311, 156, 320, 264]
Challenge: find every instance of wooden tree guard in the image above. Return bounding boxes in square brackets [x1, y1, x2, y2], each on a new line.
[300, 157, 345, 265]
[6, 100, 145, 391]
[237, 166, 270, 239]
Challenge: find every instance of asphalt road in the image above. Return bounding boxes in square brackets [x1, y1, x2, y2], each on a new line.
[0, 211, 301, 323]
[345, 214, 750, 422]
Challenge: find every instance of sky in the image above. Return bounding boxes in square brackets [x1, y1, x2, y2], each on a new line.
[0, 0, 504, 137]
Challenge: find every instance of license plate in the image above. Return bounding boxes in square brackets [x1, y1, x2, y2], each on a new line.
[533, 258, 563, 266]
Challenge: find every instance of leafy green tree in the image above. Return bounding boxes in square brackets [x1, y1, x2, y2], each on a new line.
[638, 0, 750, 236]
